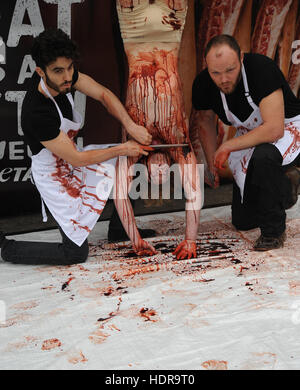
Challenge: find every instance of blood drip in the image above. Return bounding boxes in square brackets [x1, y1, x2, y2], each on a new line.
[162, 12, 182, 31]
[52, 158, 85, 198]
[126, 48, 188, 145]
[71, 219, 91, 233]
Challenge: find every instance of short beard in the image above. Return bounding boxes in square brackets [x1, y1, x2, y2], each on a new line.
[44, 71, 71, 94]
[219, 70, 242, 95]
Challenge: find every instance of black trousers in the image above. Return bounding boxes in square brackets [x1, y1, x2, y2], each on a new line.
[1, 198, 134, 266]
[1, 195, 132, 265]
[232, 143, 299, 237]
[1, 227, 89, 266]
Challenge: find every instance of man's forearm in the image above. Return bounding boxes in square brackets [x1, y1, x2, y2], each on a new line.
[75, 72, 151, 145]
[101, 87, 134, 132]
[224, 89, 285, 152]
[225, 122, 284, 152]
[75, 72, 134, 132]
[73, 144, 126, 167]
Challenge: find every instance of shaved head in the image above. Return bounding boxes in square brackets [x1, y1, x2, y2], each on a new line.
[205, 34, 241, 60]
[205, 43, 243, 95]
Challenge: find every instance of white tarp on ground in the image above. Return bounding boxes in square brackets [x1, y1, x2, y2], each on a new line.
[0, 200, 300, 370]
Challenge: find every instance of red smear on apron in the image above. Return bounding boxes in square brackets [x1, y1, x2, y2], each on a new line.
[70, 219, 91, 233]
[283, 123, 300, 159]
[52, 157, 85, 199]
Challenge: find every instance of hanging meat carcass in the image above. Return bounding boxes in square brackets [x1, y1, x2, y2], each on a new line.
[251, 0, 293, 59]
[234, 0, 253, 53]
[196, 0, 246, 72]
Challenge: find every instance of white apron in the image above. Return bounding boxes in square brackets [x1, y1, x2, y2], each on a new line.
[31, 79, 117, 246]
[221, 64, 300, 201]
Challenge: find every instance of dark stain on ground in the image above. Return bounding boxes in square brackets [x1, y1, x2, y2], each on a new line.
[97, 315, 114, 322]
[115, 239, 242, 266]
[117, 243, 176, 258]
[231, 259, 242, 264]
[121, 251, 141, 259]
[104, 286, 128, 296]
[154, 242, 176, 254]
[61, 276, 74, 291]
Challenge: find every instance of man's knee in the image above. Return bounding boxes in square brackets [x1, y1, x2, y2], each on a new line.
[64, 240, 89, 265]
[251, 143, 282, 168]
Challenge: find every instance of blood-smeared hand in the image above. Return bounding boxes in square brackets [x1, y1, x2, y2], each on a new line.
[133, 239, 157, 257]
[214, 142, 231, 170]
[173, 240, 197, 260]
[128, 124, 152, 145]
[123, 140, 154, 157]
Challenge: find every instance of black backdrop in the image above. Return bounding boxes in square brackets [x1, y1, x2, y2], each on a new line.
[0, 0, 126, 216]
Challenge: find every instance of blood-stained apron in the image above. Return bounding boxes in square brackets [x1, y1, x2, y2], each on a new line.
[221, 64, 300, 201]
[31, 79, 117, 246]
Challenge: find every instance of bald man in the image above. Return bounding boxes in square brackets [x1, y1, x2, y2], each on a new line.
[191, 34, 300, 251]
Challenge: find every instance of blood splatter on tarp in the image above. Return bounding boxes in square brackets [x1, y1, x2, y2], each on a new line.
[0, 203, 300, 369]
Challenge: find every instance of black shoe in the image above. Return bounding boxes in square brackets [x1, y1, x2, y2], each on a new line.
[253, 232, 286, 252]
[108, 228, 156, 243]
[285, 166, 300, 209]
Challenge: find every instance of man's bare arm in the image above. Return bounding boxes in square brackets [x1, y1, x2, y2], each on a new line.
[41, 131, 150, 167]
[73, 72, 152, 145]
[214, 88, 285, 169]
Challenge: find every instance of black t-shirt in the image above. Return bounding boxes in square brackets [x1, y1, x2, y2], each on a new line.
[21, 69, 79, 155]
[192, 53, 300, 125]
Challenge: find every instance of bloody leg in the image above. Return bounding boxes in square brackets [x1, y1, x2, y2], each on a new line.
[113, 154, 157, 256]
[169, 147, 201, 259]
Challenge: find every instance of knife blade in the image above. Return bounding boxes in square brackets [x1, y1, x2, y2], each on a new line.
[149, 144, 189, 149]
